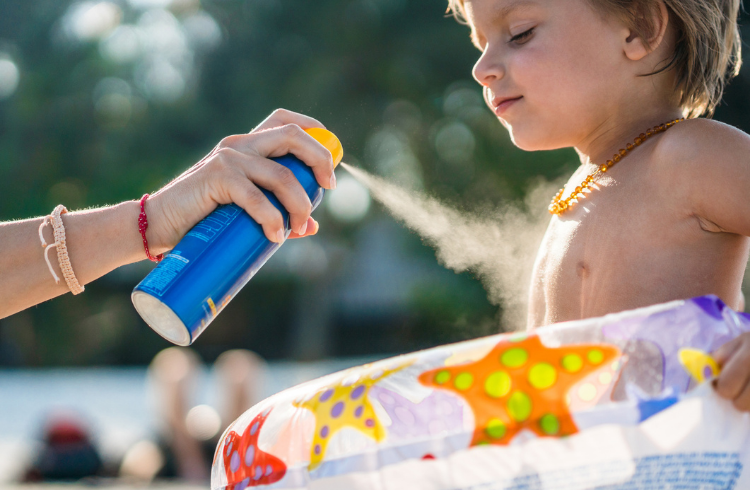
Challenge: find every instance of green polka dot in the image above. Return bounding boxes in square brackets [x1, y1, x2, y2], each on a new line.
[485, 418, 507, 439]
[587, 349, 604, 365]
[507, 391, 532, 422]
[528, 363, 557, 390]
[540, 414, 560, 435]
[484, 371, 512, 398]
[561, 354, 583, 373]
[501, 348, 528, 368]
[435, 370, 451, 385]
[454, 372, 474, 391]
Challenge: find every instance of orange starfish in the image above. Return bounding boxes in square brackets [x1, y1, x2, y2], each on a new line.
[419, 334, 620, 446]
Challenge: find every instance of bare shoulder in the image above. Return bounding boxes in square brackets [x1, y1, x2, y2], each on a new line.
[651, 118, 750, 235]
[652, 118, 750, 175]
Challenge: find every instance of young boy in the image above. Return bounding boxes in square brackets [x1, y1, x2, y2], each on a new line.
[446, 0, 750, 409]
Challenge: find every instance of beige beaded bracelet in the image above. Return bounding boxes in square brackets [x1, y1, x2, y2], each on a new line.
[38, 205, 85, 295]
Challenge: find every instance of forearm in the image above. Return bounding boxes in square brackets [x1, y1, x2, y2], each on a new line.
[0, 201, 154, 318]
[0, 110, 336, 320]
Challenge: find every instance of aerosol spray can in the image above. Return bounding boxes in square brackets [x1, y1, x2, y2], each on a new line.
[131, 128, 343, 345]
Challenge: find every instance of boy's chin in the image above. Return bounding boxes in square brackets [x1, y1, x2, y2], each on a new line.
[507, 129, 554, 152]
[503, 119, 567, 152]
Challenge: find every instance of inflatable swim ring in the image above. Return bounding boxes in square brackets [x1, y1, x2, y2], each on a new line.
[211, 296, 750, 490]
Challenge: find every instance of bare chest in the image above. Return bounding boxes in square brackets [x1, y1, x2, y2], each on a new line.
[528, 166, 747, 327]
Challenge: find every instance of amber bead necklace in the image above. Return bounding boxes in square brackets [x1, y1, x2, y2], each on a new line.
[548, 118, 685, 215]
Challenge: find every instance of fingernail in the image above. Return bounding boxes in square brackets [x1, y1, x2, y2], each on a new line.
[329, 173, 337, 190]
[298, 220, 308, 235]
[276, 229, 285, 244]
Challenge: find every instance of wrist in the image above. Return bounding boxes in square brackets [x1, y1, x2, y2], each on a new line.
[140, 194, 173, 259]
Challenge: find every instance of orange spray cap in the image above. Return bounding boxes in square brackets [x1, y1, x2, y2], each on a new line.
[304, 128, 344, 168]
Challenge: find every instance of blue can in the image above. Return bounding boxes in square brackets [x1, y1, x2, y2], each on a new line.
[131, 128, 343, 345]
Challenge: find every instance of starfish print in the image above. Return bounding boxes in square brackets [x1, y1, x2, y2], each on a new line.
[221, 409, 287, 489]
[419, 334, 620, 446]
[294, 364, 406, 469]
[369, 385, 464, 440]
[679, 348, 720, 384]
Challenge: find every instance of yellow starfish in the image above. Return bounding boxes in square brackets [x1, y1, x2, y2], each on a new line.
[294, 364, 406, 469]
[679, 348, 720, 383]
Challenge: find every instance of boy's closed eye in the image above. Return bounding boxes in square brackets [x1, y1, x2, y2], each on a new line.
[509, 27, 534, 44]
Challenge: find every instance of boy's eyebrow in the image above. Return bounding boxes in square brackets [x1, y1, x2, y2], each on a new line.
[492, 0, 539, 21]
[467, 0, 539, 47]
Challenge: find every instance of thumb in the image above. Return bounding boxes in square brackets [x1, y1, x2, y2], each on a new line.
[712, 336, 743, 367]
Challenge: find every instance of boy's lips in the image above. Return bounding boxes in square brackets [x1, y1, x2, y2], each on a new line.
[492, 95, 523, 116]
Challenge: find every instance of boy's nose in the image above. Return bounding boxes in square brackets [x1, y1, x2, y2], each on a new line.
[472, 48, 506, 87]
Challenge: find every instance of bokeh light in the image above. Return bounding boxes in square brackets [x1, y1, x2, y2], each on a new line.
[365, 128, 423, 189]
[284, 240, 329, 278]
[326, 173, 372, 224]
[432, 119, 476, 166]
[185, 404, 222, 441]
[99, 25, 141, 64]
[93, 77, 137, 128]
[0, 57, 20, 100]
[87, 0, 222, 104]
[62, 1, 122, 42]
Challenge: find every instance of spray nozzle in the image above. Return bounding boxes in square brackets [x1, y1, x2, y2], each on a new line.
[305, 128, 344, 169]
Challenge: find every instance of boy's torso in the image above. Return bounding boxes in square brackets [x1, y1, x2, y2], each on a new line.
[528, 132, 750, 328]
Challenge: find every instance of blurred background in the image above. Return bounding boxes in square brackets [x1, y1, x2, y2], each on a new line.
[0, 0, 749, 485]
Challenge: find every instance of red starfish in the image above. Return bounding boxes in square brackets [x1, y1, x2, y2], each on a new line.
[221, 409, 287, 488]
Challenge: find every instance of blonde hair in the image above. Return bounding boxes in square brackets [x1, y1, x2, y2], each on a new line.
[447, 0, 742, 118]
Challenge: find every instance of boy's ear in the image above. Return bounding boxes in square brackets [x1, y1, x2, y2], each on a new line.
[622, 1, 670, 62]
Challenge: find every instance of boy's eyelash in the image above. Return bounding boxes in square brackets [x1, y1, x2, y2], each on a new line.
[509, 27, 534, 44]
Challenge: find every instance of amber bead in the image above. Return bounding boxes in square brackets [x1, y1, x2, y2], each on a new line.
[550, 118, 682, 215]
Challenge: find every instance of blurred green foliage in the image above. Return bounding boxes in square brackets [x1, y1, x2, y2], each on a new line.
[1, 0, 749, 366]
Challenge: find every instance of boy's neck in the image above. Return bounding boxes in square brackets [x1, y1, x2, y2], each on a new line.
[574, 105, 685, 167]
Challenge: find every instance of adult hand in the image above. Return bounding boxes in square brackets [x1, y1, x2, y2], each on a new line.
[713, 332, 750, 411]
[146, 109, 337, 254]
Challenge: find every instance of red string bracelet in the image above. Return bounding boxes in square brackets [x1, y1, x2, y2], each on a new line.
[139, 194, 164, 263]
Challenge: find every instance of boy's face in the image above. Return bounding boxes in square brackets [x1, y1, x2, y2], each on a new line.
[465, 0, 630, 151]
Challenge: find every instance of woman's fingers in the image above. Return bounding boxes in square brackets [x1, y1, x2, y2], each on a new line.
[288, 217, 319, 239]
[226, 180, 286, 244]
[223, 148, 314, 235]
[221, 124, 337, 191]
[714, 335, 750, 403]
[713, 335, 742, 366]
[252, 108, 326, 133]
[207, 151, 285, 244]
